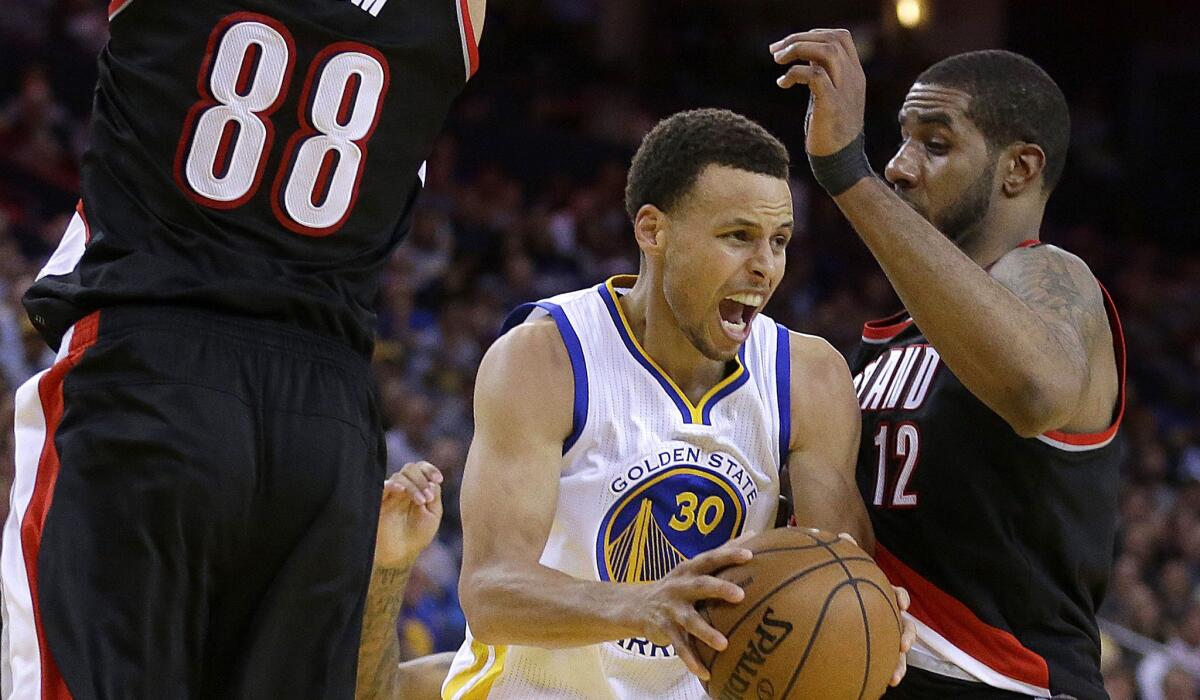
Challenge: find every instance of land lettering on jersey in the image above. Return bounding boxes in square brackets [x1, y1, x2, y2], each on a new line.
[347, 0, 388, 17]
[853, 344, 940, 412]
[609, 445, 759, 506]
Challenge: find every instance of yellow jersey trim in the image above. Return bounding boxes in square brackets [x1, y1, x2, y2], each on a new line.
[444, 640, 508, 700]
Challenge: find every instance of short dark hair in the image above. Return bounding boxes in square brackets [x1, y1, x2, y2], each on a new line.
[624, 108, 789, 220]
[917, 50, 1070, 192]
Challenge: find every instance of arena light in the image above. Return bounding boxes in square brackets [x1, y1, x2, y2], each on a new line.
[895, 0, 924, 28]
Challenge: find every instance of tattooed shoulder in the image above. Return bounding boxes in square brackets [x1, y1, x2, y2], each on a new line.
[990, 244, 1105, 341]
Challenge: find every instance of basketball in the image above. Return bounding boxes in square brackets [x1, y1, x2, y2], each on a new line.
[698, 528, 902, 700]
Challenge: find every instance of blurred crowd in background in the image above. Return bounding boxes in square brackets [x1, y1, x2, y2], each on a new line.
[1, 1, 1198, 698]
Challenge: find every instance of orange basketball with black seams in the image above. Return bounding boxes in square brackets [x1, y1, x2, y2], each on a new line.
[698, 528, 902, 700]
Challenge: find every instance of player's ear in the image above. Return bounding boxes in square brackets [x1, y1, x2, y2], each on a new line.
[633, 204, 667, 259]
[1000, 142, 1046, 198]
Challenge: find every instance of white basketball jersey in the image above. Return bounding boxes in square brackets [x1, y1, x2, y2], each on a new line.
[443, 275, 793, 700]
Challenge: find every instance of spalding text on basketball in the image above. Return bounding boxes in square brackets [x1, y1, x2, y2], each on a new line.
[715, 606, 793, 700]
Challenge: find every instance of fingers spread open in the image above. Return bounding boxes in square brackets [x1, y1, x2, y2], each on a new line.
[686, 542, 753, 574]
[687, 575, 745, 606]
[680, 608, 728, 654]
[667, 625, 710, 682]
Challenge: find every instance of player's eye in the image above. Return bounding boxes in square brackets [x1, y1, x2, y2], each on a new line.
[926, 140, 949, 155]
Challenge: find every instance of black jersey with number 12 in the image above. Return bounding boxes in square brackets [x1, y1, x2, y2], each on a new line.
[849, 252, 1126, 700]
[25, 0, 479, 354]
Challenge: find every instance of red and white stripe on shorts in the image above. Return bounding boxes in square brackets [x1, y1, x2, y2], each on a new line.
[2, 312, 100, 700]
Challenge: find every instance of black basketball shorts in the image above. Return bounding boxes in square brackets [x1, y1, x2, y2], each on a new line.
[1, 306, 385, 699]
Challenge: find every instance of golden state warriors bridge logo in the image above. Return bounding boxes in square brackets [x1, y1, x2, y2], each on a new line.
[596, 444, 760, 657]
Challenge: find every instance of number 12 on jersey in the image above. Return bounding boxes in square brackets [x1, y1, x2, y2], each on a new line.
[174, 13, 389, 236]
[872, 421, 920, 508]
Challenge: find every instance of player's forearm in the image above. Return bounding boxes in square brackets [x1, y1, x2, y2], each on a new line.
[832, 177, 1080, 428]
[355, 565, 410, 700]
[461, 563, 642, 648]
[791, 470, 874, 552]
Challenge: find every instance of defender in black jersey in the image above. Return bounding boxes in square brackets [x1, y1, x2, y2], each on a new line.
[1, 1, 483, 697]
[772, 35, 1123, 699]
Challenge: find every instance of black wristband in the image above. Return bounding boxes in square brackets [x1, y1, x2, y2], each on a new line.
[808, 131, 874, 196]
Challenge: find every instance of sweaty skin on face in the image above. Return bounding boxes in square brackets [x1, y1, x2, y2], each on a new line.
[885, 83, 998, 245]
[659, 165, 794, 361]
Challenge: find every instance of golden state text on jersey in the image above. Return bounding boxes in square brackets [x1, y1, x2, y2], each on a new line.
[597, 444, 759, 657]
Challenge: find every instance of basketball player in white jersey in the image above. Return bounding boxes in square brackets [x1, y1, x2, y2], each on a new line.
[427, 108, 912, 700]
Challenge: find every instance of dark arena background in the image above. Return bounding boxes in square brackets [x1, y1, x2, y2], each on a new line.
[1, 1, 1197, 697]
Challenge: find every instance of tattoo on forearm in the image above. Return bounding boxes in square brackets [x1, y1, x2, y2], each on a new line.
[356, 566, 411, 700]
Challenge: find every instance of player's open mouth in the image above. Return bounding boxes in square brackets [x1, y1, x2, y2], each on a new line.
[718, 292, 763, 341]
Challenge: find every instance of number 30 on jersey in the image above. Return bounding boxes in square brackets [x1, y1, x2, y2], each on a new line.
[174, 13, 389, 236]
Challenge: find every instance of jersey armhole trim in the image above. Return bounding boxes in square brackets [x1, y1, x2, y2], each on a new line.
[499, 301, 588, 454]
[775, 324, 791, 468]
[1037, 283, 1127, 451]
[108, 0, 132, 20]
[862, 311, 913, 343]
[455, 0, 480, 80]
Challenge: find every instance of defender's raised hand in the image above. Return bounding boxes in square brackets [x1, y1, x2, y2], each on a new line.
[770, 29, 866, 157]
